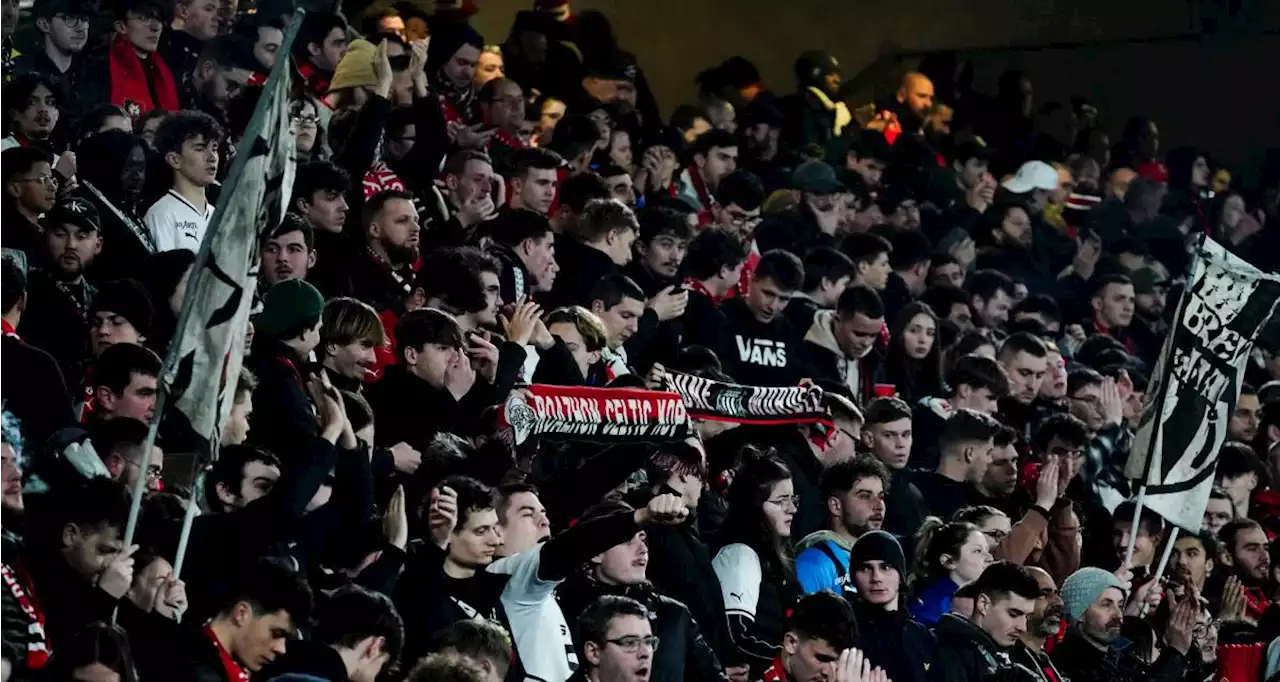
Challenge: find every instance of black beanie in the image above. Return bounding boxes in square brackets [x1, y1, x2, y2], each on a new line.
[851, 530, 906, 578]
[91, 279, 154, 337]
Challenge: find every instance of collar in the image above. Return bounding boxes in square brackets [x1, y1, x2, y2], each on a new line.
[203, 624, 250, 682]
[682, 277, 724, 305]
[761, 655, 790, 682]
[2, 319, 20, 340]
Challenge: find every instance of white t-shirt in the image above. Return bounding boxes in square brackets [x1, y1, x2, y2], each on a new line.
[712, 542, 763, 619]
[488, 546, 579, 682]
[144, 190, 214, 252]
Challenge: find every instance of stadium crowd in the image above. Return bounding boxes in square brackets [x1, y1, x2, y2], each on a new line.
[2, 0, 1280, 680]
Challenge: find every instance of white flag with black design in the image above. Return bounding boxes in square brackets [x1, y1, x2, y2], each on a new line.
[1124, 236, 1280, 531]
[160, 25, 298, 461]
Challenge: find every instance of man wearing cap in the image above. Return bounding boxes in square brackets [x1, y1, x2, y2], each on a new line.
[847, 530, 934, 682]
[785, 50, 849, 150]
[1050, 566, 1193, 682]
[1000, 161, 1059, 216]
[14, 0, 90, 93]
[754, 160, 845, 259]
[245, 278, 329, 465]
[1128, 265, 1169, 368]
[19, 197, 103, 387]
[78, 0, 181, 120]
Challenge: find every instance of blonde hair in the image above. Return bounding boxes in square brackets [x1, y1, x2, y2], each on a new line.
[546, 306, 608, 352]
[321, 297, 387, 350]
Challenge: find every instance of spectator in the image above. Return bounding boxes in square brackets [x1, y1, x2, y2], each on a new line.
[678, 227, 748, 355]
[675, 129, 738, 220]
[90, 342, 161, 424]
[75, 131, 152, 285]
[259, 584, 403, 682]
[2, 147, 57, 269]
[784, 246, 854, 334]
[965, 269, 1016, 331]
[794, 456, 888, 596]
[293, 12, 351, 98]
[547, 198, 638, 309]
[932, 562, 1044, 681]
[485, 208, 558, 304]
[910, 354, 1008, 470]
[908, 519, 991, 625]
[572, 596, 656, 682]
[505, 146, 560, 215]
[841, 232, 893, 294]
[1218, 519, 1274, 622]
[721, 249, 804, 386]
[912, 408, 1003, 520]
[881, 301, 944, 404]
[144, 111, 222, 252]
[261, 214, 317, 288]
[764, 592, 864, 681]
[80, 0, 180, 119]
[625, 205, 692, 297]
[799, 285, 885, 406]
[15, 1, 90, 93]
[348, 190, 421, 313]
[848, 530, 934, 682]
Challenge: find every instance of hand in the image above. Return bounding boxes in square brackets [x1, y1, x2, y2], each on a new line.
[1099, 377, 1124, 426]
[1124, 575, 1163, 617]
[455, 122, 497, 150]
[153, 578, 187, 621]
[531, 316, 555, 350]
[408, 38, 429, 89]
[1114, 560, 1134, 590]
[308, 372, 348, 443]
[55, 151, 77, 179]
[457, 193, 498, 228]
[444, 350, 477, 400]
[1035, 454, 1061, 510]
[428, 485, 459, 549]
[372, 39, 393, 98]
[466, 332, 500, 384]
[635, 493, 689, 526]
[1073, 234, 1103, 280]
[384, 485, 409, 550]
[97, 544, 139, 599]
[390, 442, 422, 474]
[834, 648, 884, 682]
[643, 362, 667, 390]
[1061, 323, 1088, 356]
[1220, 575, 1247, 623]
[950, 237, 977, 269]
[1163, 590, 1196, 654]
[1055, 451, 1072, 498]
[502, 299, 542, 346]
[646, 285, 689, 322]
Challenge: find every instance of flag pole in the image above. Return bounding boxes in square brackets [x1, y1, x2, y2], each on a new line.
[172, 469, 205, 580]
[1123, 485, 1147, 568]
[1141, 525, 1180, 617]
[115, 9, 308, 610]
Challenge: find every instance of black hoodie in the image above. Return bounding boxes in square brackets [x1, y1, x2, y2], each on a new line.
[931, 612, 1030, 682]
[851, 601, 934, 682]
[720, 297, 801, 387]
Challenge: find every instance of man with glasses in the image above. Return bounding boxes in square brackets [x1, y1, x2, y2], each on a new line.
[18, 0, 90, 92]
[80, 0, 180, 119]
[2, 147, 58, 270]
[91, 417, 165, 496]
[571, 595, 658, 682]
[188, 34, 259, 122]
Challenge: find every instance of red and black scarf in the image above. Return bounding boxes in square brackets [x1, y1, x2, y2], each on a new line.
[108, 36, 179, 119]
[659, 370, 833, 433]
[2, 319, 20, 341]
[1, 561, 49, 669]
[498, 384, 691, 445]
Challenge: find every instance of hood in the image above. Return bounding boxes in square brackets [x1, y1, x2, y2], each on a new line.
[804, 310, 842, 354]
[796, 530, 852, 553]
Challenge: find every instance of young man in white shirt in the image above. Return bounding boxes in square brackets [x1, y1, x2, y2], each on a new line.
[145, 110, 222, 252]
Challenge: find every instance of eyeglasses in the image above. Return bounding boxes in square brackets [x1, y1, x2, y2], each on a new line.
[1069, 394, 1100, 406]
[766, 495, 801, 510]
[982, 529, 1009, 543]
[18, 174, 58, 188]
[290, 114, 319, 127]
[54, 13, 90, 27]
[724, 212, 761, 229]
[605, 635, 659, 653]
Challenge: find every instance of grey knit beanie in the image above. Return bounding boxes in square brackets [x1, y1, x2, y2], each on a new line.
[1060, 566, 1127, 622]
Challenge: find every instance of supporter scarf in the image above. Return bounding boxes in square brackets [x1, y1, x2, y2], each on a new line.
[1, 562, 50, 669]
[498, 384, 691, 445]
[658, 370, 833, 433]
[2, 319, 20, 340]
[362, 160, 407, 200]
[108, 36, 179, 119]
[82, 180, 155, 253]
[204, 624, 250, 682]
[296, 62, 330, 99]
[761, 655, 789, 682]
[492, 128, 528, 152]
[682, 165, 718, 226]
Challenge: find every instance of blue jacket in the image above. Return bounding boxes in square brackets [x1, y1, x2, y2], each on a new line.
[794, 533, 852, 596]
[909, 577, 959, 626]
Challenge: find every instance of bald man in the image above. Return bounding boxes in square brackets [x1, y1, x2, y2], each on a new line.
[896, 72, 935, 127]
[1014, 566, 1070, 679]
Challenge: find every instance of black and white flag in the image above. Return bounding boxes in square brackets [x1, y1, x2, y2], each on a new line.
[1125, 237, 1280, 530]
[160, 21, 299, 461]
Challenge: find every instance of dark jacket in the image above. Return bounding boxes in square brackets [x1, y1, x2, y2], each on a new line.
[795, 310, 883, 407]
[852, 601, 935, 682]
[677, 288, 730, 359]
[883, 470, 927, 548]
[18, 270, 94, 387]
[911, 471, 980, 522]
[24, 549, 120, 649]
[1050, 624, 1191, 682]
[766, 429, 826, 540]
[245, 338, 323, 468]
[557, 577, 726, 682]
[754, 206, 838, 260]
[367, 364, 466, 457]
[931, 613, 1033, 682]
[720, 297, 802, 387]
[545, 238, 619, 310]
[77, 184, 154, 288]
[158, 29, 204, 104]
[908, 397, 951, 471]
[134, 622, 237, 682]
[0, 333, 76, 446]
[642, 509, 732, 662]
[2, 202, 46, 273]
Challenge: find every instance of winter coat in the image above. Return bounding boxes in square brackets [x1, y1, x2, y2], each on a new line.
[910, 577, 960, 627]
[852, 601, 935, 682]
[642, 504, 733, 662]
[1051, 624, 1191, 682]
[545, 239, 621, 310]
[796, 311, 881, 406]
[930, 612, 1043, 682]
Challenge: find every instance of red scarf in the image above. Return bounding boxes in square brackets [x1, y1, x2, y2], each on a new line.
[108, 36, 178, 119]
[362, 161, 407, 200]
[761, 655, 789, 682]
[2, 319, 20, 341]
[1, 562, 50, 669]
[682, 165, 718, 226]
[1092, 319, 1136, 355]
[682, 277, 725, 306]
[296, 61, 330, 99]
[498, 384, 690, 445]
[203, 624, 250, 682]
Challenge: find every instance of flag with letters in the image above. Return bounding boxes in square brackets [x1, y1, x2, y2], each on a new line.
[1124, 237, 1280, 530]
[159, 19, 299, 460]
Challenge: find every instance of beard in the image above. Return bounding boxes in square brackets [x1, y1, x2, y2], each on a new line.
[382, 238, 419, 266]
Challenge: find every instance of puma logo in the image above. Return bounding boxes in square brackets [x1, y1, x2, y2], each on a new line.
[729, 592, 744, 601]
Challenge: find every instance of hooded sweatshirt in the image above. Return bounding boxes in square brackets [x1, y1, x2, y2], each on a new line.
[794, 530, 855, 598]
[797, 310, 875, 403]
[720, 297, 801, 387]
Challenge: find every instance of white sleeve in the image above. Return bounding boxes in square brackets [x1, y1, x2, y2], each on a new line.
[488, 545, 558, 607]
[712, 543, 762, 619]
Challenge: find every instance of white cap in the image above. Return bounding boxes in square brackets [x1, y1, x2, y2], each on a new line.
[1002, 161, 1060, 194]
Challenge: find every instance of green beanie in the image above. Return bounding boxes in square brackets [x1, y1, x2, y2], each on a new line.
[254, 279, 324, 340]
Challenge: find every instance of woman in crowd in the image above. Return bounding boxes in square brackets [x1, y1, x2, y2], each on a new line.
[881, 302, 944, 404]
[711, 450, 799, 676]
[76, 131, 154, 286]
[907, 518, 991, 625]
